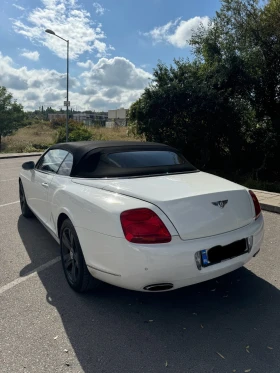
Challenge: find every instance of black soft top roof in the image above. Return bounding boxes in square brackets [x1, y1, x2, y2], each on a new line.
[50, 140, 168, 159]
[49, 140, 198, 178]
[50, 140, 190, 177]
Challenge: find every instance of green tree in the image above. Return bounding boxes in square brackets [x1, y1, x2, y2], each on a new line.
[190, 0, 280, 177]
[130, 0, 280, 179]
[0, 86, 25, 150]
[130, 59, 253, 170]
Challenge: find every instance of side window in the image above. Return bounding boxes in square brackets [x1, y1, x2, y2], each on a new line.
[57, 153, 73, 176]
[37, 149, 68, 174]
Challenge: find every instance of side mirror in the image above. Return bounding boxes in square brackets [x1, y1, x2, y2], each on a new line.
[22, 161, 35, 170]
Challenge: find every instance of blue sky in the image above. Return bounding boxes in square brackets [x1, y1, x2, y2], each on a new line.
[0, 0, 221, 111]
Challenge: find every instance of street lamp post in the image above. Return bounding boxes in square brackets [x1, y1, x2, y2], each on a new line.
[45, 29, 69, 142]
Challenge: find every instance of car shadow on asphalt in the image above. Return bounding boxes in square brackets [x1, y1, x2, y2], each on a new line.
[18, 215, 280, 373]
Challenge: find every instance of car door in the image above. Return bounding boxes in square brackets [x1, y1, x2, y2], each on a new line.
[27, 149, 69, 224]
[46, 152, 74, 234]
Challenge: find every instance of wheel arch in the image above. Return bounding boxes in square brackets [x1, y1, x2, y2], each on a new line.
[57, 212, 71, 239]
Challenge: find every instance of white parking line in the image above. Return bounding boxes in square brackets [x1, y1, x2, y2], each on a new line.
[0, 178, 17, 182]
[0, 257, 61, 296]
[0, 201, 20, 208]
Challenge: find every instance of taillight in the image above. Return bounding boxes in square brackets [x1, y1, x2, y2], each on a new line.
[249, 190, 261, 219]
[120, 208, 171, 244]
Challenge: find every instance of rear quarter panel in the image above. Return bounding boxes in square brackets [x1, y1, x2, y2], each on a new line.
[49, 176, 178, 238]
[49, 177, 179, 273]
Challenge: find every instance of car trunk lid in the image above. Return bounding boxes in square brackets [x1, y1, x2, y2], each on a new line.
[72, 172, 254, 240]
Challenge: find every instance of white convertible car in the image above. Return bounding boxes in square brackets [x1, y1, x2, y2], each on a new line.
[19, 141, 264, 293]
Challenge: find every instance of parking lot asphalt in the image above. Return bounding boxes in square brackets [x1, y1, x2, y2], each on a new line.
[0, 156, 280, 373]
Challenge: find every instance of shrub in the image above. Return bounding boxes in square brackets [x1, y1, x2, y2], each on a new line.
[54, 123, 93, 143]
[51, 118, 80, 129]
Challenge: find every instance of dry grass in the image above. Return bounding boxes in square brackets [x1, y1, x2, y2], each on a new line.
[90, 126, 141, 142]
[1, 122, 54, 153]
[1, 122, 139, 153]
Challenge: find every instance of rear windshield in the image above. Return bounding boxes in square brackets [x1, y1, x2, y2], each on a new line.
[107, 151, 186, 168]
[74, 148, 198, 178]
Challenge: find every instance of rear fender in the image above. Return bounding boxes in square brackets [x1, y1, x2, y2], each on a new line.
[51, 181, 178, 238]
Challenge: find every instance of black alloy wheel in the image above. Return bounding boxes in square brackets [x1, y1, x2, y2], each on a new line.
[60, 219, 100, 292]
[61, 227, 80, 286]
[19, 181, 34, 218]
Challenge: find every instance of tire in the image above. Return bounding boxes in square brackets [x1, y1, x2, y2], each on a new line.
[19, 181, 34, 218]
[60, 219, 100, 292]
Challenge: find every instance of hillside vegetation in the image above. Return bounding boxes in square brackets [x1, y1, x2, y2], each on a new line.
[1, 121, 137, 153]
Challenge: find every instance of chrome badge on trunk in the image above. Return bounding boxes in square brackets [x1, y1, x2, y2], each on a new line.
[212, 200, 228, 209]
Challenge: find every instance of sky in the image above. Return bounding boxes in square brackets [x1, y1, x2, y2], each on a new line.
[0, 0, 221, 111]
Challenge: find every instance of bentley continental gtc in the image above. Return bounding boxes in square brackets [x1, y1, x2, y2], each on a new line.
[19, 141, 264, 292]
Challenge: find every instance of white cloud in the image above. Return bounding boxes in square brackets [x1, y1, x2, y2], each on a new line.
[77, 60, 93, 69]
[12, 4, 25, 11]
[93, 2, 106, 16]
[143, 16, 210, 48]
[81, 57, 152, 89]
[0, 52, 151, 111]
[0, 52, 79, 108]
[12, 0, 112, 59]
[21, 50, 40, 61]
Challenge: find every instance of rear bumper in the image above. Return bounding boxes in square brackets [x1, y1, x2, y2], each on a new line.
[76, 214, 264, 292]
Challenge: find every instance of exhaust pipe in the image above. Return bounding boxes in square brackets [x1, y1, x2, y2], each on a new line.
[143, 283, 174, 291]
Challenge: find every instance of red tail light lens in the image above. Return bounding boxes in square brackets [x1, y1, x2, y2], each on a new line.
[120, 208, 171, 244]
[249, 190, 261, 219]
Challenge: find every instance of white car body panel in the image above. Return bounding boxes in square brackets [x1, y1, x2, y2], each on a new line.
[20, 163, 264, 292]
[24, 171, 54, 224]
[77, 214, 264, 290]
[73, 172, 255, 240]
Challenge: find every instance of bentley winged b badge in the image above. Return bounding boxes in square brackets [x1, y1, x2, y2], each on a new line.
[212, 200, 228, 209]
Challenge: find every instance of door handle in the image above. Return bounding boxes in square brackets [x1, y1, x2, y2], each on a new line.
[41, 182, 49, 188]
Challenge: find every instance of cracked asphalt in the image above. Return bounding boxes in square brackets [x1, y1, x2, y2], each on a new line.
[0, 156, 280, 373]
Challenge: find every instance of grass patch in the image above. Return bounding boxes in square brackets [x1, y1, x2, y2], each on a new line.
[1, 122, 140, 153]
[89, 126, 142, 142]
[1, 122, 54, 153]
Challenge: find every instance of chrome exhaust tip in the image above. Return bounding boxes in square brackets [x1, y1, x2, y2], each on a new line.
[143, 283, 174, 291]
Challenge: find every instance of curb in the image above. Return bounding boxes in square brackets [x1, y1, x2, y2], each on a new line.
[260, 202, 280, 214]
[0, 153, 42, 160]
[253, 189, 280, 214]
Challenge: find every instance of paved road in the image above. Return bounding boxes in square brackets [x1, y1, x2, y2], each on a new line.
[0, 156, 280, 373]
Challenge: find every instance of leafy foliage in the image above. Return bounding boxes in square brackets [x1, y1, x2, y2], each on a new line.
[129, 0, 280, 180]
[0, 86, 25, 149]
[55, 121, 93, 143]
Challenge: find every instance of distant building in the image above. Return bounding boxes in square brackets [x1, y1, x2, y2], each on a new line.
[107, 108, 128, 127]
[48, 112, 108, 126]
[48, 109, 129, 127]
[73, 112, 108, 126]
[48, 113, 67, 121]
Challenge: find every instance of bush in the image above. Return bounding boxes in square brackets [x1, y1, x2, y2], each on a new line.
[55, 123, 93, 143]
[51, 118, 80, 129]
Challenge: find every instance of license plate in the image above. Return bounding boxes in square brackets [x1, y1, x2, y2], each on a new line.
[201, 238, 248, 267]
